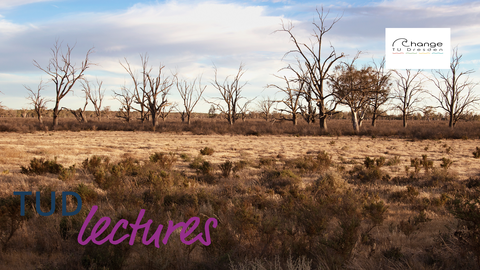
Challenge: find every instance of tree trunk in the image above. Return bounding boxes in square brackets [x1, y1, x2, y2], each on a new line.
[449, 111, 454, 128]
[351, 111, 360, 133]
[293, 113, 297, 126]
[402, 113, 407, 128]
[319, 116, 327, 131]
[53, 101, 60, 127]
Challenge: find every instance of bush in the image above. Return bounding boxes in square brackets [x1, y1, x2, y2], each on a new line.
[149, 152, 177, 170]
[260, 169, 301, 195]
[448, 196, 480, 263]
[219, 160, 234, 178]
[0, 195, 34, 252]
[473, 147, 480, 158]
[59, 165, 76, 181]
[200, 147, 215, 156]
[21, 157, 64, 175]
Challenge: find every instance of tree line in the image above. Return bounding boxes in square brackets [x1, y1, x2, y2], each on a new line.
[20, 8, 479, 132]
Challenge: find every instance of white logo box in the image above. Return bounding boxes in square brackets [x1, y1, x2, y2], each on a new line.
[385, 28, 450, 69]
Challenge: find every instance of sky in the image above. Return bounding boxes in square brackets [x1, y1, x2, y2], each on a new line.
[0, 0, 479, 114]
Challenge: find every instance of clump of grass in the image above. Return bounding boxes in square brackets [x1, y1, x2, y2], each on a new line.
[21, 157, 64, 175]
[149, 152, 177, 170]
[260, 169, 301, 195]
[259, 157, 276, 167]
[473, 147, 480, 158]
[219, 160, 233, 178]
[386, 155, 401, 166]
[180, 153, 191, 162]
[440, 157, 453, 170]
[287, 151, 332, 173]
[200, 147, 215, 155]
[189, 155, 205, 170]
[389, 185, 419, 203]
[75, 183, 97, 204]
[58, 165, 76, 181]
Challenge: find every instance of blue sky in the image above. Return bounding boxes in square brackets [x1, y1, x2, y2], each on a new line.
[0, 0, 479, 113]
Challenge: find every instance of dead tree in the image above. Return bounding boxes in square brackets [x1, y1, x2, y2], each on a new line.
[429, 47, 479, 128]
[175, 75, 207, 124]
[120, 57, 148, 122]
[277, 7, 344, 131]
[392, 69, 425, 127]
[369, 57, 392, 127]
[121, 54, 174, 128]
[63, 91, 88, 123]
[113, 84, 134, 122]
[208, 64, 248, 125]
[25, 80, 50, 124]
[82, 78, 105, 121]
[33, 40, 94, 127]
[257, 96, 276, 122]
[269, 75, 302, 125]
[141, 55, 174, 128]
[158, 102, 177, 122]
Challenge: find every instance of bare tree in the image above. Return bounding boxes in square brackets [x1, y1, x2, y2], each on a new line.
[277, 7, 345, 131]
[121, 54, 174, 129]
[392, 69, 425, 127]
[113, 84, 134, 122]
[429, 48, 479, 128]
[33, 40, 94, 127]
[257, 96, 276, 121]
[175, 75, 207, 124]
[369, 58, 392, 127]
[158, 102, 177, 122]
[208, 64, 248, 125]
[25, 80, 50, 124]
[269, 75, 302, 125]
[238, 99, 254, 122]
[82, 78, 105, 121]
[63, 91, 89, 123]
[120, 56, 148, 122]
[329, 56, 377, 132]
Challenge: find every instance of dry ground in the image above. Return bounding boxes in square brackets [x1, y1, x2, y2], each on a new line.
[0, 131, 478, 179]
[1, 131, 480, 269]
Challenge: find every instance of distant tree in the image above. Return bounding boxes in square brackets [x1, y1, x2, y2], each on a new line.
[175, 75, 207, 124]
[369, 58, 392, 127]
[277, 7, 345, 131]
[392, 69, 425, 127]
[113, 84, 134, 122]
[82, 78, 105, 121]
[33, 40, 94, 127]
[238, 99, 254, 122]
[257, 96, 276, 122]
[158, 102, 177, 122]
[208, 63, 248, 125]
[208, 105, 217, 118]
[25, 80, 50, 124]
[269, 75, 302, 125]
[63, 90, 88, 123]
[429, 47, 479, 128]
[122, 54, 174, 129]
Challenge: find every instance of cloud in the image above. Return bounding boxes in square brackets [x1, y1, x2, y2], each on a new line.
[0, 0, 54, 9]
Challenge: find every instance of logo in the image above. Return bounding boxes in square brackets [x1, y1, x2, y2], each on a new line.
[386, 28, 450, 69]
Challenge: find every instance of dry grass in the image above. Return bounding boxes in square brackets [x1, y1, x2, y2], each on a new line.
[1, 130, 480, 269]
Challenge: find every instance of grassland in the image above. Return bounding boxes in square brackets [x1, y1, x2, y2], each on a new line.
[1, 122, 480, 269]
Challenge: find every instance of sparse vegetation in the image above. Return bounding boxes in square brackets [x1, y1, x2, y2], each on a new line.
[1, 131, 480, 269]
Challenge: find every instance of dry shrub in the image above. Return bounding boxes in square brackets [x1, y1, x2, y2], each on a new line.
[200, 147, 215, 156]
[21, 157, 63, 175]
[149, 152, 177, 170]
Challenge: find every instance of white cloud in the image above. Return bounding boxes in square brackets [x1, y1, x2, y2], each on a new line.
[0, 0, 54, 9]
